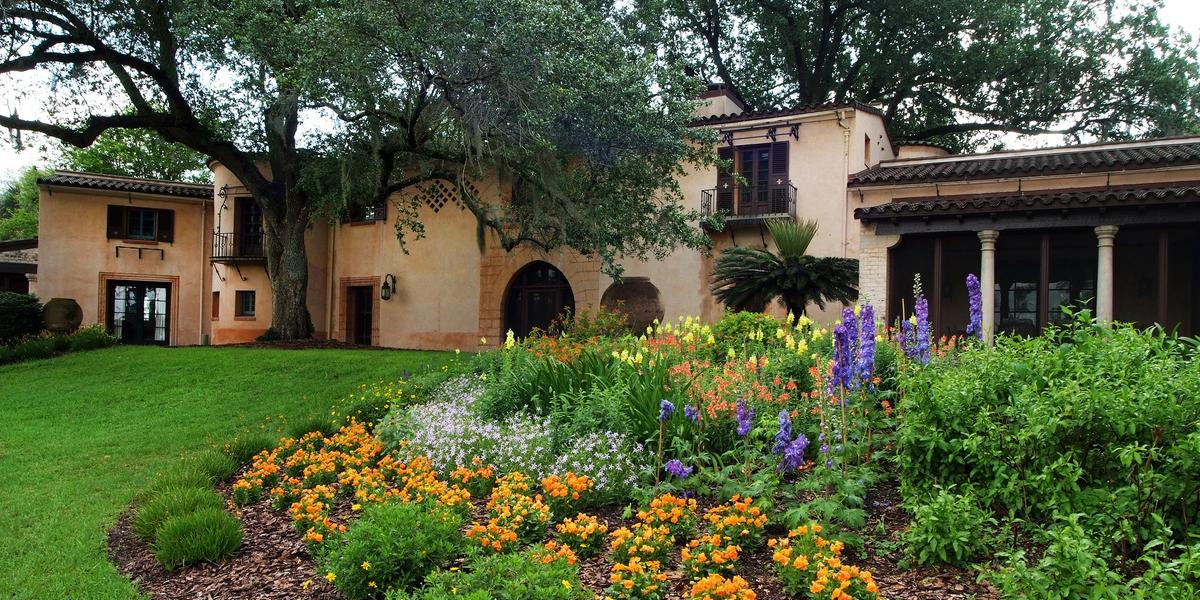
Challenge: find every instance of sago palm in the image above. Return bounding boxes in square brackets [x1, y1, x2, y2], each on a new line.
[710, 219, 858, 315]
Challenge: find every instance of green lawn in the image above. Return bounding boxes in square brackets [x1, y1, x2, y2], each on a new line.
[0, 345, 450, 600]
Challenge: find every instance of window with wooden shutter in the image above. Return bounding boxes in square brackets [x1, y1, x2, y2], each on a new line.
[716, 147, 734, 212]
[769, 142, 789, 213]
[106, 205, 127, 239]
[156, 209, 174, 243]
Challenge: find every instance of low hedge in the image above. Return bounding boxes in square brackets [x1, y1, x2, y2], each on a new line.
[0, 325, 117, 365]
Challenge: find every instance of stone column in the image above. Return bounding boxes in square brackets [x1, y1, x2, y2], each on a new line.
[1095, 225, 1119, 325]
[978, 230, 999, 345]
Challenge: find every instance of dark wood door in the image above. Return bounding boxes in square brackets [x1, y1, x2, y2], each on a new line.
[107, 281, 170, 345]
[738, 146, 772, 215]
[503, 262, 575, 338]
[347, 285, 373, 345]
[234, 197, 264, 257]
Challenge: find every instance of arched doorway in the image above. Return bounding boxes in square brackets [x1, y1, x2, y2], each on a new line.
[503, 261, 575, 338]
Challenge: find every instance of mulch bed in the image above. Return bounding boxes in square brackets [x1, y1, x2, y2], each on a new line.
[109, 474, 1000, 599]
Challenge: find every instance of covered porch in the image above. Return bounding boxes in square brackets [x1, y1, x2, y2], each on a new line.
[856, 184, 1200, 339]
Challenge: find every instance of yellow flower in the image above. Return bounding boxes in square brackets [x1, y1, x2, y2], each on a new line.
[302, 579, 311, 590]
[325, 572, 336, 583]
[562, 580, 572, 590]
[361, 561, 371, 571]
[480, 336, 488, 345]
[505, 329, 516, 350]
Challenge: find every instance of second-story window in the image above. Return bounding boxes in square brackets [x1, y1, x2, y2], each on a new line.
[126, 208, 157, 240]
[107, 205, 174, 242]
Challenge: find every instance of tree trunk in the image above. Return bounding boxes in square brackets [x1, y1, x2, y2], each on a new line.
[262, 186, 314, 339]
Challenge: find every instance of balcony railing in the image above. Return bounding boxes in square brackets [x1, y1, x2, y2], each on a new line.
[211, 231, 265, 262]
[701, 179, 797, 223]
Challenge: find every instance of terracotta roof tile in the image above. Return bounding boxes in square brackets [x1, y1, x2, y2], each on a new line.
[849, 138, 1200, 186]
[38, 171, 212, 199]
[854, 183, 1200, 221]
[690, 102, 884, 126]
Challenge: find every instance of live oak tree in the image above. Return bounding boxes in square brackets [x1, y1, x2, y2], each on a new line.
[0, 0, 714, 338]
[61, 128, 210, 183]
[633, 0, 1200, 150]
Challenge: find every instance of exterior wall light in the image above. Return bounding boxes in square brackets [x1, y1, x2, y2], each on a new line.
[381, 274, 397, 301]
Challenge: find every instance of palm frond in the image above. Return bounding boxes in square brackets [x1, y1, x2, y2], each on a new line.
[766, 219, 818, 258]
[710, 246, 781, 312]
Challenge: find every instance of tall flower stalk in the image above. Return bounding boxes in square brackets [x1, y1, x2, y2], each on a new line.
[966, 273, 983, 341]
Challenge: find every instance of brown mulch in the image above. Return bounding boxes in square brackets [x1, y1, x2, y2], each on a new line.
[109, 475, 999, 600]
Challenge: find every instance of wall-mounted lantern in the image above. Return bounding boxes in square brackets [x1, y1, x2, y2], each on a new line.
[381, 274, 397, 301]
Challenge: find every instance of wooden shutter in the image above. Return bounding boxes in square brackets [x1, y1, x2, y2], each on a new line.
[716, 147, 734, 212]
[769, 142, 789, 213]
[156, 209, 175, 243]
[106, 205, 127, 239]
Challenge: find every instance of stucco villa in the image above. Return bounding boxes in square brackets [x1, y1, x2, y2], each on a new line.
[29, 85, 1200, 347]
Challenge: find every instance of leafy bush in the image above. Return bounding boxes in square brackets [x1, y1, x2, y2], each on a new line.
[133, 486, 226, 541]
[397, 549, 589, 600]
[554, 304, 630, 338]
[903, 486, 993, 566]
[67, 324, 117, 352]
[988, 515, 1123, 599]
[898, 319, 1200, 558]
[185, 450, 238, 482]
[152, 507, 243, 570]
[709, 310, 780, 357]
[0, 292, 42, 343]
[0, 333, 63, 364]
[319, 502, 465, 599]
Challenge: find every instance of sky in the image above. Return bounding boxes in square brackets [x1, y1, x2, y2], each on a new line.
[1, 1, 1199, 184]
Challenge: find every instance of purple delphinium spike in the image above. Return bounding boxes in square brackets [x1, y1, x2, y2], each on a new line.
[735, 400, 754, 437]
[772, 409, 792, 454]
[684, 404, 699, 423]
[966, 274, 983, 340]
[915, 294, 930, 364]
[858, 304, 876, 386]
[899, 319, 915, 359]
[664, 459, 693, 479]
[659, 400, 675, 421]
[830, 320, 853, 393]
[781, 434, 809, 471]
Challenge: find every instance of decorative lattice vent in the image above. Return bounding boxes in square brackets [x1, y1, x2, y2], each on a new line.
[417, 180, 477, 213]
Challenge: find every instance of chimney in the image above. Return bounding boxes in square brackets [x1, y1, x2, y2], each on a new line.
[694, 83, 746, 119]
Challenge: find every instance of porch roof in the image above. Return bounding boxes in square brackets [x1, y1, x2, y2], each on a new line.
[38, 171, 213, 200]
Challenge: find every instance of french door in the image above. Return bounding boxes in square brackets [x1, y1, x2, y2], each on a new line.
[107, 281, 170, 345]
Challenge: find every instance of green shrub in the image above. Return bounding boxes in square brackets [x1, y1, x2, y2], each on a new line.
[0, 292, 42, 343]
[67, 324, 117, 351]
[319, 502, 465, 599]
[185, 450, 238, 482]
[0, 334, 60, 364]
[897, 318, 1200, 557]
[709, 310, 780, 357]
[133, 486, 226, 541]
[904, 486, 993, 566]
[152, 507, 243, 571]
[222, 433, 277, 465]
[987, 515, 1123, 599]
[397, 550, 589, 600]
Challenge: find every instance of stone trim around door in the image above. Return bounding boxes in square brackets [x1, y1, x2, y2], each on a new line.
[97, 272, 181, 345]
[337, 276, 381, 345]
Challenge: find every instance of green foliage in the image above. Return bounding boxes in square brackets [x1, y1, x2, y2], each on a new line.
[222, 433, 278, 465]
[897, 318, 1200, 559]
[143, 464, 218, 498]
[987, 515, 1123, 599]
[66, 325, 117, 352]
[639, 0, 1200, 150]
[184, 450, 238, 483]
[132, 487, 226, 541]
[319, 502, 465, 599]
[555, 304, 631, 339]
[0, 167, 43, 241]
[286, 415, 339, 440]
[711, 220, 858, 315]
[152, 508, 243, 571]
[60, 128, 210, 182]
[397, 550, 589, 600]
[903, 486, 993, 566]
[0, 292, 42, 343]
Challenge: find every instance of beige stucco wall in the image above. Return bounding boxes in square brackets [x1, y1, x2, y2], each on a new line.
[611, 106, 893, 328]
[37, 186, 212, 345]
[208, 164, 329, 344]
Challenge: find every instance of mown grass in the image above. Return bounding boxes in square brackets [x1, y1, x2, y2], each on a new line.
[0, 345, 450, 600]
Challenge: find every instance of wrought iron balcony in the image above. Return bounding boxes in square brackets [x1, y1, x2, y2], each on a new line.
[211, 231, 265, 263]
[701, 179, 797, 225]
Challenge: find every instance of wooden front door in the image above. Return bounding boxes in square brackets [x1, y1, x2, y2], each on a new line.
[346, 285, 374, 345]
[107, 281, 170, 345]
[503, 262, 575, 338]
